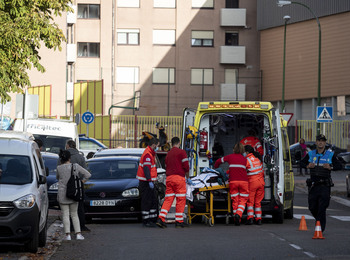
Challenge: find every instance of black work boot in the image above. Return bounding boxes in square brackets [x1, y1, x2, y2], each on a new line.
[234, 214, 241, 226]
[245, 218, 254, 225]
[156, 218, 167, 228]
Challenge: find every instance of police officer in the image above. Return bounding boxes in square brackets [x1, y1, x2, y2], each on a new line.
[300, 134, 342, 232]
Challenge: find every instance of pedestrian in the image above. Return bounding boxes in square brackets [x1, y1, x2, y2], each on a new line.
[214, 142, 248, 226]
[300, 134, 342, 232]
[299, 138, 308, 175]
[56, 150, 91, 241]
[60, 140, 90, 232]
[244, 145, 265, 225]
[240, 129, 263, 156]
[156, 137, 190, 229]
[34, 139, 44, 151]
[137, 137, 160, 227]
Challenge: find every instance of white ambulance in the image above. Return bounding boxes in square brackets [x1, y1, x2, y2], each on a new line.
[13, 118, 79, 154]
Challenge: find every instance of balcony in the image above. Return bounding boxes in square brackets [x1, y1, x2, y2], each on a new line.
[220, 46, 245, 64]
[67, 44, 77, 63]
[220, 83, 246, 101]
[220, 8, 246, 27]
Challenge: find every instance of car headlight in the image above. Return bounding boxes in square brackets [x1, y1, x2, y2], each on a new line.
[122, 188, 139, 197]
[157, 173, 166, 184]
[49, 182, 58, 190]
[14, 194, 36, 209]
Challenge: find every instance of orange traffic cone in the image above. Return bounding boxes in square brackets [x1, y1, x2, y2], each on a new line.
[298, 216, 308, 231]
[312, 221, 325, 239]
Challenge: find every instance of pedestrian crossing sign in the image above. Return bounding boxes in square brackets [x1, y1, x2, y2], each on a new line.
[316, 106, 333, 123]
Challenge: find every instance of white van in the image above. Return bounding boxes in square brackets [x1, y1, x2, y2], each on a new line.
[13, 118, 79, 154]
[0, 130, 49, 253]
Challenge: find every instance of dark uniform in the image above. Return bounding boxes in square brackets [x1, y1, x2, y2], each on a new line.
[300, 134, 342, 232]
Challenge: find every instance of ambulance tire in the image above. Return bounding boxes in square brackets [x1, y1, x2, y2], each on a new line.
[272, 205, 284, 224]
[284, 201, 294, 219]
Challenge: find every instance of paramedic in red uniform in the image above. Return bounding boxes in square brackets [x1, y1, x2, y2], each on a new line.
[156, 137, 190, 228]
[244, 145, 265, 225]
[214, 142, 248, 226]
[137, 138, 160, 227]
[240, 129, 263, 156]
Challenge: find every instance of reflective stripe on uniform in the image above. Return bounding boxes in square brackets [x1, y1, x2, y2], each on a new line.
[229, 164, 246, 169]
[175, 194, 186, 197]
[231, 193, 239, 197]
[165, 193, 175, 197]
[239, 193, 249, 197]
[182, 158, 188, 163]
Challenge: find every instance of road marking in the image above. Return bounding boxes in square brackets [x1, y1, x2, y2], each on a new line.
[330, 216, 350, 221]
[304, 252, 316, 258]
[294, 206, 309, 210]
[290, 244, 302, 250]
[294, 214, 314, 220]
[331, 196, 350, 207]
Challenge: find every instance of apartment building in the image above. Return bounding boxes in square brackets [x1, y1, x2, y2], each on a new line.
[20, 0, 260, 117]
[258, 0, 350, 124]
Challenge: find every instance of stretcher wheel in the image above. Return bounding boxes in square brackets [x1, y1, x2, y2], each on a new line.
[208, 217, 214, 227]
[225, 215, 230, 225]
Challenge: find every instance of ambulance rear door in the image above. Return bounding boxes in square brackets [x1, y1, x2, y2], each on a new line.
[181, 108, 196, 176]
[271, 108, 284, 207]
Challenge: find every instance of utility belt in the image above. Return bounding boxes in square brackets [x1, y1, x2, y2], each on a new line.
[306, 178, 334, 188]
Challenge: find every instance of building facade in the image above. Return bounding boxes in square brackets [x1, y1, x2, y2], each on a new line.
[13, 0, 261, 118]
[258, 0, 350, 125]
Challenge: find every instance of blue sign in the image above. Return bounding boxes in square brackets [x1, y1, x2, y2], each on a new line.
[82, 111, 94, 124]
[316, 106, 333, 123]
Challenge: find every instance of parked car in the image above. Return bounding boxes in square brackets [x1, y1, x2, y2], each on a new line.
[84, 156, 142, 221]
[290, 141, 346, 168]
[79, 135, 107, 158]
[42, 152, 59, 208]
[0, 130, 49, 253]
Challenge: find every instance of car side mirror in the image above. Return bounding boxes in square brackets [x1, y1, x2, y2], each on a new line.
[38, 175, 47, 185]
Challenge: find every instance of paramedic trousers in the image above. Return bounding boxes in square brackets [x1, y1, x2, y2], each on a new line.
[158, 175, 186, 223]
[247, 178, 265, 221]
[229, 180, 249, 218]
[308, 184, 331, 232]
[139, 181, 158, 224]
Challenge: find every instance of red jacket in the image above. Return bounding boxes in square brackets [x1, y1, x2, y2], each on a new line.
[137, 146, 157, 181]
[165, 147, 189, 177]
[240, 136, 264, 156]
[246, 153, 264, 182]
[214, 153, 248, 182]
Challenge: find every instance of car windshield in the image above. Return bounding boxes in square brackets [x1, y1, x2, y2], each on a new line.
[87, 160, 139, 180]
[43, 156, 58, 175]
[34, 134, 71, 154]
[0, 155, 32, 185]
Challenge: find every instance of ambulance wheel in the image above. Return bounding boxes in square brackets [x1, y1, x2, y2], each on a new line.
[208, 217, 214, 227]
[284, 201, 294, 219]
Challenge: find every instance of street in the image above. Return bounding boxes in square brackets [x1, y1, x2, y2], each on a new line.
[1, 170, 350, 260]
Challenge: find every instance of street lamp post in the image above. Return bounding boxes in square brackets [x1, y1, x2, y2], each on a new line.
[282, 15, 290, 113]
[277, 0, 322, 134]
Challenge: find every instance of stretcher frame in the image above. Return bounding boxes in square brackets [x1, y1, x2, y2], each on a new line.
[187, 183, 231, 226]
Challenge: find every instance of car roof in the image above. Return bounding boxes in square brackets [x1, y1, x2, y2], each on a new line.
[41, 152, 59, 159]
[79, 136, 107, 148]
[93, 148, 145, 157]
[87, 155, 140, 162]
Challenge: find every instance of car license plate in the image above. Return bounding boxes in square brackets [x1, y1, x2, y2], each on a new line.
[90, 200, 116, 206]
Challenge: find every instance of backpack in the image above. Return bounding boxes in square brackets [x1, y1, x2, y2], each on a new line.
[66, 163, 83, 201]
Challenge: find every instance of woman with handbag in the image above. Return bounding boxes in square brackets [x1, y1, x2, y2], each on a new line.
[57, 150, 91, 241]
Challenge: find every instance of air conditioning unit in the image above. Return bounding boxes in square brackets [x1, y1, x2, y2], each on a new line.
[67, 5, 77, 24]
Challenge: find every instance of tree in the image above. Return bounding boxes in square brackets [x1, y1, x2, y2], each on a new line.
[0, 0, 72, 102]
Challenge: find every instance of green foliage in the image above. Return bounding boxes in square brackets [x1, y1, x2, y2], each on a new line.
[0, 0, 72, 102]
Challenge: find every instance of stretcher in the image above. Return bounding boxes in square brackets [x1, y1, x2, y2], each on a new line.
[187, 183, 231, 227]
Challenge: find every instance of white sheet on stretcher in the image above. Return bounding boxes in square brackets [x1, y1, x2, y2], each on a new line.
[186, 171, 228, 202]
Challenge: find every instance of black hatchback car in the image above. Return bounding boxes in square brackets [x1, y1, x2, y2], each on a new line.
[290, 141, 346, 168]
[84, 156, 142, 221]
[42, 152, 59, 208]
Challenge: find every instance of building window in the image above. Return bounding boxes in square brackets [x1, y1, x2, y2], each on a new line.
[77, 4, 100, 19]
[154, 0, 176, 8]
[116, 67, 139, 84]
[226, 0, 239, 8]
[152, 68, 175, 84]
[153, 30, 176, 45]
[191, 69, 213, 85]
[191, 31, 214, 47]
[118, 0, 140, 8]
[225, 32, 239, 46]
[192, 0, 214, 9]
[117, 29, 140, 45]
[77, 43, 100, 57]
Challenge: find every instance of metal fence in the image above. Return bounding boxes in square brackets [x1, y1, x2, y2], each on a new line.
[110, 115, 183, 148]
[296, 120, 350, 150]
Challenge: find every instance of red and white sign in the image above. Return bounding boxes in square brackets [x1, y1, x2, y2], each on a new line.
[281, 113, 293, 125]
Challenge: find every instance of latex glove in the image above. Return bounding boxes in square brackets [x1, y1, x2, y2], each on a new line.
[149, 182, 154, 189]
[186, 178, 194, 186]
